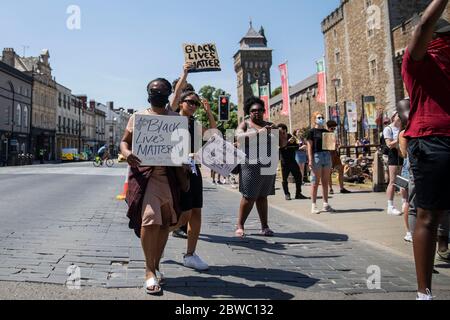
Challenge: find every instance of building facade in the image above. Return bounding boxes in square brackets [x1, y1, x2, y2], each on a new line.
[101, 102, 131, 156]
[56, 83, 82, 159]
[234, 23, 272, 122]
[270, 75, 325, 133]
[0, 61, 33, 165]
[1, 48, 57, 160]
[321, 0, 432, 143]
[93, 101, 106, 151]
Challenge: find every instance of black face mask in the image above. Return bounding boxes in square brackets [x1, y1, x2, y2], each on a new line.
[148, 93, 169, 108]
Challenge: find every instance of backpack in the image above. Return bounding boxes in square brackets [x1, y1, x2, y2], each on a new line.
[380, 126, 392, 156]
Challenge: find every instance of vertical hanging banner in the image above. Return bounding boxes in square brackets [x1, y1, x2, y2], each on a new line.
[316, 58, 326, 104]
[279, 63, 291, 117]
[251, 81, 260, 98]
[183, 43, 221, 73]
[259, 85, 271, 121]
[363, 96, 377, 129]
[346, 102, 358, 133]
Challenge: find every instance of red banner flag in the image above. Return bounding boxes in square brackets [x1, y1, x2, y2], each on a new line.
[279, 63, 290, 117]
[316, 58, 326, 104]
[259, 85, 270, 121]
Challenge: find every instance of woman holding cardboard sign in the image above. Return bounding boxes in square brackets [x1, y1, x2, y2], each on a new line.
[235, 97, 278, 238]
[307, 112, 336, 215]
[120, 78, 186, 295]
[172, 91, 217, 271]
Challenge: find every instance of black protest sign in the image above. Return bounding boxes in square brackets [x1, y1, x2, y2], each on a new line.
[183, 43, 221, 73]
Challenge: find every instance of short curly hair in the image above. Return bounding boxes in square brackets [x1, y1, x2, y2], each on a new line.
[147, 78, 172, 95]
[244, 97, 265, 116]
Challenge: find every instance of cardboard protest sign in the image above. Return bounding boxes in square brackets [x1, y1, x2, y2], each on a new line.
[322, 132, 337, 151]
[346, 101, 358, 133]
[183, 43, 221, 73]
[196, 134, 246, 177]
[132, 115, 189, 166]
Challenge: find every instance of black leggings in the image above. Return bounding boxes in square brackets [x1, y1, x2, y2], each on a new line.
[281, 162, 303, 196]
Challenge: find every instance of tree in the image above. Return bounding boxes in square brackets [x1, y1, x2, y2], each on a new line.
[272, 86, 282, 97]
[196, 86, 238, 136]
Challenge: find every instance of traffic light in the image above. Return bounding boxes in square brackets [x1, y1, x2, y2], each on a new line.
[219, 96, 230, 121]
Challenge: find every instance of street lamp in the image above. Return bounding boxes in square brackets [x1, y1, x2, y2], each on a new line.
[332, 78, 341, 142]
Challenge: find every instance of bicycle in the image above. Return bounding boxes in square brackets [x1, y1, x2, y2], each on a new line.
[93, 155, 114, 167]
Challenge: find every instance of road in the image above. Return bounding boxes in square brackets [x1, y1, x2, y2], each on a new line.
[0, 162, 449, 300]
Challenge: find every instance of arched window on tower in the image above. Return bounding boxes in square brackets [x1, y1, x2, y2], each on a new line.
[262, 72, 267, 84]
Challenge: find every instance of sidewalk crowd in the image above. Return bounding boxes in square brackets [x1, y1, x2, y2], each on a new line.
[119, 0, 450, 300]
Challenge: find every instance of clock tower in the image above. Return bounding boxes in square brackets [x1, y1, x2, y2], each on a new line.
[234, 22, 272, 122]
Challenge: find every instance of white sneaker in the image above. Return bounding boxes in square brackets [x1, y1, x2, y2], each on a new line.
[323, 204, 336, 213]
[404, 232, 413, 243]
[388, 206, 402, 216]
[183, 253, 209, 271]
[416, 289, 434, 300]
[312, 206, 321, 215]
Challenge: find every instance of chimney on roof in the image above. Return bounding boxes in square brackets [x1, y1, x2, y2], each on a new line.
[2, 48, 16, 67]
[89, 100, 96, 110]
[127, 109, 134, 114]
[107, 101, 114, 110]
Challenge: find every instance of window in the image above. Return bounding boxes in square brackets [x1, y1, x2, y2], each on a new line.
[16, 104, 22, 128]
[58, 116, 61, 131]
[63, 117, 66, 133]
[4, 107, 9, 125]
[333, 29, 338, 40]
[247, 72, 252, 84]
[335, 50, 341, 64]
[369, 59, 378, 77]
[58, 93, 62, 107]
[23, 106, 29, 128]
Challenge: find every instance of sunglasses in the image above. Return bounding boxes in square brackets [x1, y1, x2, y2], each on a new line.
[150, 88, 171, 96]
[250, 108, 264, 114]
[184, 99, 201, 107]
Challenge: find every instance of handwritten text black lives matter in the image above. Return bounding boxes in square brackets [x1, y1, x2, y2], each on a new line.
[183, 43, 221, 73]
[132, 115, 189, 166]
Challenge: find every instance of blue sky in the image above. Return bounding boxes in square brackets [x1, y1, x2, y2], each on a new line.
[1, 0, 339, 108]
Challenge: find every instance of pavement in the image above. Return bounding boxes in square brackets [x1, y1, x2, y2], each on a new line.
[0, 162, 449, 300]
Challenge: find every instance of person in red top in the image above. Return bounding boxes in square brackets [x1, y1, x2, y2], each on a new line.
[401, 0, 450, 300]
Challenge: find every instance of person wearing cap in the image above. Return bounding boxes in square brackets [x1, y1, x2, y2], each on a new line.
[402, 0, 450, 300]
[383, 110, 408, 216]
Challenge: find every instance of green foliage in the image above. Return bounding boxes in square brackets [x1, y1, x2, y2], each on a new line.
[196, 85, 239, 135]
[271, 86, 282, 97]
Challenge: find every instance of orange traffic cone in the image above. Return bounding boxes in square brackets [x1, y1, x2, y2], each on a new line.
[116, 166, 129, 201]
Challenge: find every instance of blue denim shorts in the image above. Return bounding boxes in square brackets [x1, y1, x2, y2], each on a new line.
[295, 151, 307, 164]
[313, 152, 332, 169]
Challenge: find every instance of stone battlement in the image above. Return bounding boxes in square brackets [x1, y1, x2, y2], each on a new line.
[321, 0, 348, 34]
